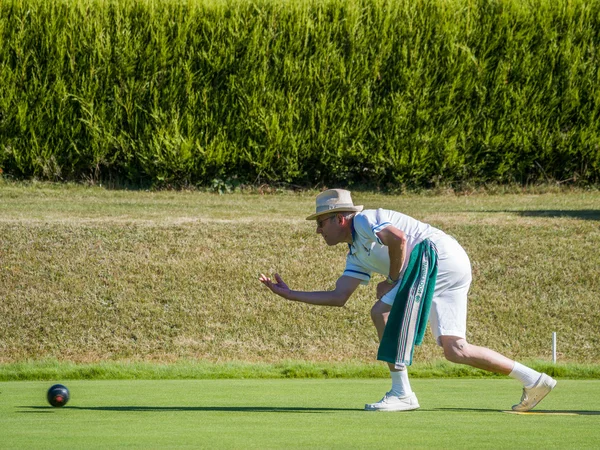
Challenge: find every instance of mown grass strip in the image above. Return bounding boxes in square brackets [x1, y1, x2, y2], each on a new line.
[2, 360, 599, 381]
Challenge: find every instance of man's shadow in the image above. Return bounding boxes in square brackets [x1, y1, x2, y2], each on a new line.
[21, 405, 600, 415]
[20, 405, 361, 414]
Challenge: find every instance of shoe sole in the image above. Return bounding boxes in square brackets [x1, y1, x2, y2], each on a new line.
[364, 403, 420, 412]
[512, 378, 557, 412]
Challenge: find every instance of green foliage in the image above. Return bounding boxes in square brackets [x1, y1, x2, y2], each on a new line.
[1, 0, 599, 187]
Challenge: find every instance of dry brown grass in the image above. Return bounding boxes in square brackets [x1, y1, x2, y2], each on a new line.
[1, 183, 599, 364]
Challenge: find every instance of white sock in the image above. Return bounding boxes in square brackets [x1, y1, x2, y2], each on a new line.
[389, 367, 413, 397]
[509, 362, 541, 388]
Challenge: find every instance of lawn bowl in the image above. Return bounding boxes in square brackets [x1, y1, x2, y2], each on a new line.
[47, 384, 70, 407]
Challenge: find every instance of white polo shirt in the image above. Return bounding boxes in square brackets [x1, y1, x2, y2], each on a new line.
[343, 209, 444, 285]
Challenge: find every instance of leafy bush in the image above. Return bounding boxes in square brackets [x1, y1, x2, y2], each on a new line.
[1, 0, 599, 187]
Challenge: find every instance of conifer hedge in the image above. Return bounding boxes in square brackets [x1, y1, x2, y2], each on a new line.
[1, 0, 599, 187]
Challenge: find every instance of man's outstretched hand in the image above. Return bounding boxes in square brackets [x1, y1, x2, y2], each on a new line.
[259, 273, 291, 299]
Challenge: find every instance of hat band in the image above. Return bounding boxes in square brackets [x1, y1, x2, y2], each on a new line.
[315, 203, 355, 213]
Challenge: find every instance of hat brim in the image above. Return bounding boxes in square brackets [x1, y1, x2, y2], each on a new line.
[306, 206, 363, 220]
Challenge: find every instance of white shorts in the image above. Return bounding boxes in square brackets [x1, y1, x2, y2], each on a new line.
[381, 234, 471, 346]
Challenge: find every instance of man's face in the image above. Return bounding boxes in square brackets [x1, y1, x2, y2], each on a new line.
[316, 214, 340, 246]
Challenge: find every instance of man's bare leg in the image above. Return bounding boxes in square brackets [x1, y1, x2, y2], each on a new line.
[371, 302, 556, 412]
[439, 335, 557, 411]
[366, 301, 419, 411]
[370, 300, 396, 371]
[368, 300, 417, 409]
[439, 336, 514, 374]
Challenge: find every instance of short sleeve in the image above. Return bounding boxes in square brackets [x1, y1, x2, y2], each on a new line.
[343, 255, 372, 285]
[353, 210, 393, 246]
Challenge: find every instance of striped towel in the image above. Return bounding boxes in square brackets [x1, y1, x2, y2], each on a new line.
[377, 239, 438, 367]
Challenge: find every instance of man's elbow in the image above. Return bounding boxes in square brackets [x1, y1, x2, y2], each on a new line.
[332, 293, 351, 307]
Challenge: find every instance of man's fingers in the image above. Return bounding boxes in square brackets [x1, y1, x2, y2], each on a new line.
[259, 275, 273, 288]
[259, 273, 288, 297]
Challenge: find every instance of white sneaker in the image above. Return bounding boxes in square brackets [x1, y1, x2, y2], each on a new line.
[512, 373, 557, 412]
[365, 392, 420, 411]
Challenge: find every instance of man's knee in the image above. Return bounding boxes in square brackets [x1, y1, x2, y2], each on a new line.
[441, 336, 470, 363]
[370, 301, 391, 322]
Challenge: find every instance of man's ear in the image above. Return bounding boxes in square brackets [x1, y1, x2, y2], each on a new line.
[339, 213, 350, 225]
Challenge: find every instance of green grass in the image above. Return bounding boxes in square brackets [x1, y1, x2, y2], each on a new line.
[1, 379, 599, 449]
[0, 183, 599, 367]
[2, 359, 600, 382]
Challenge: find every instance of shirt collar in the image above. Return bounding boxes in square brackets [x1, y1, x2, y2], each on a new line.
[348, 218, 356, 254]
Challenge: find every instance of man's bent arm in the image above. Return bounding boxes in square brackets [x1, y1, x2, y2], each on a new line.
[286, 276, 362, 307]
[376, 226, 407, 282]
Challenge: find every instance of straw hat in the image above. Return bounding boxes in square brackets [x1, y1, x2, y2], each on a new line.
[305, 189, 363, 220]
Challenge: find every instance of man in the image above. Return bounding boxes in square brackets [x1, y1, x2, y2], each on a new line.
[259, 189, 556, 412]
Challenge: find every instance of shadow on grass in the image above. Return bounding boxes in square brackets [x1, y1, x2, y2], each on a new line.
[435, 407, 600, 416]
[485, 210, 600, 221]
[20, 405, 361, 413]
[21, 406, 600, 415]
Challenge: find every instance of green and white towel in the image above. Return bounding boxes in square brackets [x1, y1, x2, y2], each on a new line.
[377, 239, 438, 367]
